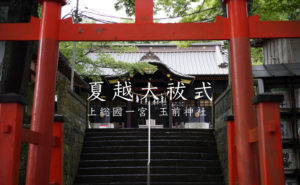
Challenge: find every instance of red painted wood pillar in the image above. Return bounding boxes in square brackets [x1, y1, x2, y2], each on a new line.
[227, 0, 260, 184]
[135, 0, 153, 24]
[49, 115, 65, 185]
[253, 94, 285, 185]
[226, 115, 238, 185]
[0, 94, 28, 185]
[26, 0, 65, 185]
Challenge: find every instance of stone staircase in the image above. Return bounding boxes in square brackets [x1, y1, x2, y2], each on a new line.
[74, 129, 225, 185]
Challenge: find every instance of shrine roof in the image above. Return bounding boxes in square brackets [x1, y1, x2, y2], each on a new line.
[88, 42, 229, 76]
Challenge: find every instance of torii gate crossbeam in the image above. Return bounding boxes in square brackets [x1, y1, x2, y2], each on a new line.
[0, 12, 300, 41]
[0, 0, 299, 185]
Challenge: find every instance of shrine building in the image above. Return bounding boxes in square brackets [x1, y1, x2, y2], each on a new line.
[87, 42, 229, 129]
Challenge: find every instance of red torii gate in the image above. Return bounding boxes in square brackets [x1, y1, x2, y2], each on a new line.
[0, 0, 299, 185]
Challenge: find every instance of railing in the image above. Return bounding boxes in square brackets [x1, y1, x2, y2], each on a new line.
[147, 100, 151, 185]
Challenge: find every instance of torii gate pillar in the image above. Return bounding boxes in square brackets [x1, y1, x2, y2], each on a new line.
[228, 0, 260, 184]
[1, 0, 299, 184]
[26, 0, 64, 185]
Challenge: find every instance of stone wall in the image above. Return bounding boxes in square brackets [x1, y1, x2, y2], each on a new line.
[56, 72, 87, 185]
[214, 87, 233, 185]
[19, 72, 87, 185]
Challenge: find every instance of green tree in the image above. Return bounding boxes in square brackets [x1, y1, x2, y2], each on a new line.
[59, 41, 156, 80]
[115, 0, 300, 21]
[115, 0, 299, 65]
[57, 0, 300, 78]
[115, 0, 224, 21]
[251, 0, 300, 20]
[251, 47, 264, 65]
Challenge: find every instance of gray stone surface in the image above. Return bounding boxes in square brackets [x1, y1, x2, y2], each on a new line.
[19, 72, 87, 185]
[214, 88, 233, 185]
[56, 72, 87, 185]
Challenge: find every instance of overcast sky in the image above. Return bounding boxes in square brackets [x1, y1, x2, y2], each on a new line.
[61, 0, 181, 23]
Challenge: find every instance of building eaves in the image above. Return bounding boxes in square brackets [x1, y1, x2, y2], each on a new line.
[252, 63, 300, 78]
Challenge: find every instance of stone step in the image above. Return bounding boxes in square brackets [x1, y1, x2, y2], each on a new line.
[74, 129, 224, 184]
[78, 159, 221, 168]
[75, 174, 224, 183]
[85, 135, 215, 141]
[82, 146, 217, 153]
[77, 166, 222, 175]
[84, 140, 216, 147]
[80, 152, 218, 160]
[86, 128, 214, 133]
[85, 131, 214, 137]
[75, 182, 225, 185]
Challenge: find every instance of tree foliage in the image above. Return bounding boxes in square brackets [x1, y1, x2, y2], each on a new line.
[251, 0, 300, 20]
[59, 42, 157, 80]
[115, 0, 300, 21]
[115, 0, 299, 65]
[251, 47, 264, 65]
[61, 0, 300, 77]
[115, 0, 224, 21]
